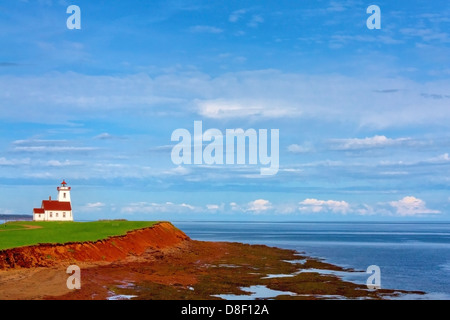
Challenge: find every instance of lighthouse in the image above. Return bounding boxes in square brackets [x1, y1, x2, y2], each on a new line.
[33, 180, 74, 221]
[57, 180, 71, 203]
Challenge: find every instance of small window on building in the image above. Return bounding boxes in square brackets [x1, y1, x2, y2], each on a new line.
[39, 214, 41, 218]
[56, 212, 58, 217]
[50, 212, 53, 218]
[63, 212, 66, 218]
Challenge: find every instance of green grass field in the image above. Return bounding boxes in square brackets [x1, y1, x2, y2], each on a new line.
[0, 220, 158, 250]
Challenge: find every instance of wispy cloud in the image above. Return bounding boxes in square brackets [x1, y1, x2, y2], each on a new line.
[121, 201, 198, 214]
[247, 15, 264, 28]
[0, 157, 31, 166]
[93, 133, 127, 140]
[428, 153, 450, 163]
[13, 139, 68, 146]
[14, 146, 97, 153]
[329, 135, 411, 150]
[400, 28, 450, 43]
[44, 160, 81, 167]
[79, 202, 106, 212]
[12, 138, 97, 154]
[229, 9, 247, 23]
[196, 98, 300, 118]
[94, 133, 114, 140]
[287, 143, 314, 154]
[189, 25, 223, 34]
[421, 93, 450, 100]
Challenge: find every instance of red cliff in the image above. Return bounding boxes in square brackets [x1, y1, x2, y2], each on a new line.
[0, 222, 190, 269]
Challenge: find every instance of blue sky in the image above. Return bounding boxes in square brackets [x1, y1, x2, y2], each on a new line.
[1, 0, 450, 221]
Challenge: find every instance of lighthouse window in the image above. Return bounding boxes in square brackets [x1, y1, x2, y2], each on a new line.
[64, 193, 66, 198]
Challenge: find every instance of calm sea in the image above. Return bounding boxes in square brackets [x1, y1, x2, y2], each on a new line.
[173, 221, 450, 300]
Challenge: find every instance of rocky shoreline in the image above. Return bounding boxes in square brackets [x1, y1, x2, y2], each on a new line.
[0, 222, 422, 300]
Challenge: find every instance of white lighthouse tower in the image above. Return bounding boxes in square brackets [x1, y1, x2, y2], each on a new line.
[57, 180, 71, 202]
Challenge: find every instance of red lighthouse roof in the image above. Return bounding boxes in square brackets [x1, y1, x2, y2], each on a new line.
[61, 180, 67, 186]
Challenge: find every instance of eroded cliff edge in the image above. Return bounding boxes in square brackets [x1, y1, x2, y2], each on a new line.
[0, 222, 189, 269]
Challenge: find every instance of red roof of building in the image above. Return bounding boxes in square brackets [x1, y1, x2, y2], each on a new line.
[42, 200, 72, 211]
[33, 208, 45, 214]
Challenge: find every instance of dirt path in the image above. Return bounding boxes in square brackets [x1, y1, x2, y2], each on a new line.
[0, 224, 42, 232]
[0, 261, 108, 300]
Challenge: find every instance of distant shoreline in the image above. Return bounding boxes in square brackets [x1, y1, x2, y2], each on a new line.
[0, 214, 32, 221]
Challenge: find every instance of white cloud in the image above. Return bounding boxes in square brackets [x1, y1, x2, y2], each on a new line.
[287, 143, 313, 153]
[428, 153, 450, 163]
[25, 172, 53, 178]
[246, 199, 272, 213]
[13, 139, 68, 146]
[196, 98, 300, 119]
[0, 157, 31, 166]
[356, 204, 377, 216]
[189, 25, 223, 34]
[379, 171, 409, 176]
[229, 9, 247, 22]
[79, 202, 106, 212]
[389, 196, 440, 216]
[14, 146, 97, 153]
[86, 202, 105, 208]
[299, 198, 351, 214]
[229, 202, 241, 212]
[121, 201, 198, 214]
[330, 135, 410, 150]
[247, 15, 264, 28]
[400, 28, 450, 43]
[326, 1, 347, 12]
[45, 160, 80, 167]
[164, 166, 191, 176]
[206, 203, 224, 212]
[94, 133, 114, 140]
[330, 34, 404, 46]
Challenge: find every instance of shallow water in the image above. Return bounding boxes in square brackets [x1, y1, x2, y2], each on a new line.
[213, 285, 297, 300]
[174, 221, 450, 300]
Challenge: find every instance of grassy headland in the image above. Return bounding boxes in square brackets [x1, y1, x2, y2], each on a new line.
[0, 220, 157, 250]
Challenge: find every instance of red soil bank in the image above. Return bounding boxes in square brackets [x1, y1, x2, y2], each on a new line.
[0, 222, 189, 269]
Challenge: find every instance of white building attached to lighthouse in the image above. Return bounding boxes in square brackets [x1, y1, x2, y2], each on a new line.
[33, 180, 74, 221]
